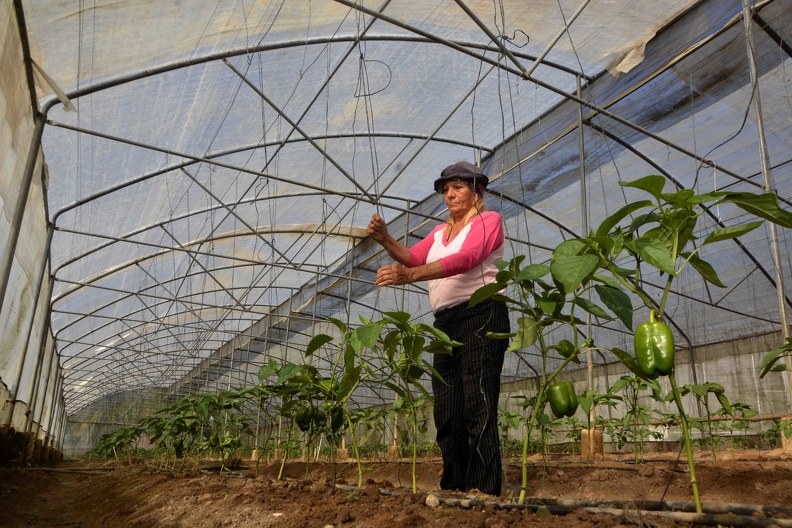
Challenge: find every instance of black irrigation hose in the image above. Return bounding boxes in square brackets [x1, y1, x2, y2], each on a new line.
[523, 497, 792, 518]
[336, 483, 792, 528]
[25, 467, 117, 474]
[502, 461, 688, 473]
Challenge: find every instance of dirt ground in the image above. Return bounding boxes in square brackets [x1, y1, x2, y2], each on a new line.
[2, 449, 792, 528]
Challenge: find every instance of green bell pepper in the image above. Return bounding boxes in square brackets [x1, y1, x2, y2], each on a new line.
[634, 309, 675, 379]
[294, 406, 314, 432]
[547, 381, 578, 418]
[330, 406, 344, 433]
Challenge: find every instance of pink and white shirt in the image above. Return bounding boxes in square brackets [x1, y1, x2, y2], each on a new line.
[405, 211, 504, 312]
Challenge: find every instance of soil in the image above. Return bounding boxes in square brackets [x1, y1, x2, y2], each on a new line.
[2, 450, 792, 528]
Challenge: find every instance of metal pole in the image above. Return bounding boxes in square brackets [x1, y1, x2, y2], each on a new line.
[577, 75, 597, 457]
[741, 1, 791, 411]
[365, 66, 497, 199]
[24, 329, 55, 432]
[577, 75, 595, 420]
[332, 0, 773, 196]
[44, 370, 62, 459]
[467, 0, 593, 79]
[58, 398, 67, 454]
[32, 337, 56, 435]
[3, 224, 53, 426]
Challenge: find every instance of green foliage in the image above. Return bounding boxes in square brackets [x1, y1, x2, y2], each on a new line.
[498, 407, 523, 444]
[87, 425, 143, 462]
[758, 419, 792, 449]
[606, 375, 665, 460]
[153, 390, 253, 470]
[716, 401, 757, 439]
[306, 311, 457, 492]
[759, 338, 792, 378]
[675, 382, 730, 461]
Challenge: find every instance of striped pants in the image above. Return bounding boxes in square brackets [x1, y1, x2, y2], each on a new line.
[432, 298, 509, 496]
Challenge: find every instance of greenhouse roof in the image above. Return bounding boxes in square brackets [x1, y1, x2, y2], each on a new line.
[14, 0, 792, 415]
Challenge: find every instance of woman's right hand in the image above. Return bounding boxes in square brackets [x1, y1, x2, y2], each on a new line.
[375, 263, 412, 286]
[367, 214, 389, 244]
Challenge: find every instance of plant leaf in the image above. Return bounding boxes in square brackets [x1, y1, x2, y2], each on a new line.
[608, 377, 630, 394]
[305, 334, 334, 357]
[715, 392, 731, 414]
[759, 339, 792, 378]
[327, 316, 347, 334]
[384, 382, 408, 399]
[470, 282, 505, 307]
[573, 297, 614, 321]
[486, 331, 516, 340]
[702, 220, 763, 246]
[595, 200, 654, 237]
[608, 347, 649, 380]
[551, 254, 599, 294]
[354, 323, 383, 349]
[620, 175, 667, 201]
[682, 252, 726, 288]
[594, 284, 633, 330]
[507, 317, 540, 352]
[337, 366, 362, 401]
[592, 273, 621, 289]
[517, 264, 551, 281]
[553, 239, 587, 259]
[627, 238, 676, 275]
[717, 192, 792, 229]
[383, 311, 412, 326]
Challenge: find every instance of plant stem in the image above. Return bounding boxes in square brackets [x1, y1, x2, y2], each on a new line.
[346, 411, 364, 488]
[518, 398, 540, 505]
[658, 224, 680, 316]
[277, 424, 292, 481]
[411, 417, 418, 494]
[669, 373, 703, 514]
[658, 273, 674, 317]
[518, 353, 577, 505]
[605, 264, 656, 309]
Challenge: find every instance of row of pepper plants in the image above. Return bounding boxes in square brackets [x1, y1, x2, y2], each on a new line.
[88, 312, 458, 492]
[88, 176, 792, 508]
[498, 376, 772, 464]
[470, 175, 792, 508]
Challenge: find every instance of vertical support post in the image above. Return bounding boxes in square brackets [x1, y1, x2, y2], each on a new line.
[3, 225, 54, 426]
[58, 399, 67, 455]
[577, 77, 594, 411]
[578, 76, 598, 458]
[32, 339, 56, 435]
[24, 326, 55, 433]
[742, 0, 792, 408]
[44, 370, 62, 459]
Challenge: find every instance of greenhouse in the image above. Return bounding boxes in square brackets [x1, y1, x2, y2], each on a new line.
[2, 0, 792, 526]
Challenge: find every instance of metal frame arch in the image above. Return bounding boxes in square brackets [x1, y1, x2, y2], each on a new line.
[50, 222, 371, 306]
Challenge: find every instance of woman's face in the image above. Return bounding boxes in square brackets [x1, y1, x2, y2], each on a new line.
[442, 180, 477, 218]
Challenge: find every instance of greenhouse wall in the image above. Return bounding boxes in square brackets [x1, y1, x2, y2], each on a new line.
[0, 0, 59, 462]
[63, 388, 170, 458]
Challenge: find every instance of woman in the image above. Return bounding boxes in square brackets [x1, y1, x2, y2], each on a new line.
[367, 160, 510, 496]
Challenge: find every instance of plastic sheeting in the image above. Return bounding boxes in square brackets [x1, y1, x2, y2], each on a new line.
[3, 0, 790, 422]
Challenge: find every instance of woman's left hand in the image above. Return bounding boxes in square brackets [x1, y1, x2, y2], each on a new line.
[375, 263, 412, 286]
